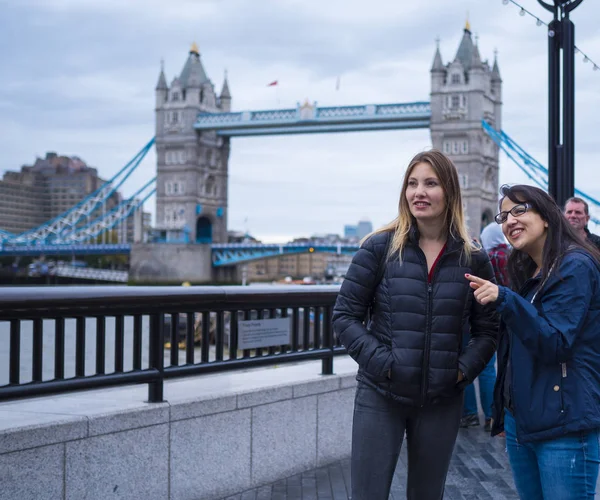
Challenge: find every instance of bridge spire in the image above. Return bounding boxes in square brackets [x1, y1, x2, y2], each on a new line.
[155, 59, 168, 91]
[454, 21, 475, 70]
[220, 69, 232, 111]
[180, 42, 208, 88]
[470, 39, 483, 68]
[431, 40, 445, 72]
[221, 70, 231, 98]
[492, 49, 502, 82]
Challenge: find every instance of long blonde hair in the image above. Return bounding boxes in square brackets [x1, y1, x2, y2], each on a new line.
[370, 149, 472, 262]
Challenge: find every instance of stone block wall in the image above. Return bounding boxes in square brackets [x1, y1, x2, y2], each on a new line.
[0, 370, 357, 500]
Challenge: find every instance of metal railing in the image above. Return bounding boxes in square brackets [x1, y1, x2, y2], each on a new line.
[0, 286, 344, 402]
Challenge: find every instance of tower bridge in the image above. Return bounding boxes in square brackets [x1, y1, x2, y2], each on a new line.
[129, 22, 503, 283]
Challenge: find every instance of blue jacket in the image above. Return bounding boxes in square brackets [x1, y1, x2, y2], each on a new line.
[491, 249, 600, 443]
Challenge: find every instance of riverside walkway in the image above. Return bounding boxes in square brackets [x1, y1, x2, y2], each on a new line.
[222, 426, 519, 500]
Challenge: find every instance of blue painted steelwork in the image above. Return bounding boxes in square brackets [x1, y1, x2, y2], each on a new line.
[483, 120, 600, 225]
[6, 138, 155, 245]
[0, 244, 131, 257]
[62, 178, 156, 244]
[0, 230, 14, 244]
[211, 242, 360, 266]
[195, 102, 431, 136]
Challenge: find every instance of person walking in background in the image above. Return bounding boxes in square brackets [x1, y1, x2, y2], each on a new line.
[333, 149, 498, 500]
[564, 196, 600, 251]
[460, 222, 509, 431]
[467, 184, 600, 499]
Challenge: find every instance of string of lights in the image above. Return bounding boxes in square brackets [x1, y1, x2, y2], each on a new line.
[501, 0, 599, 72]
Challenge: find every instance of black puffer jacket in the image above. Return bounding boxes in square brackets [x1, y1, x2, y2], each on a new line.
[333, 228, 499, 406]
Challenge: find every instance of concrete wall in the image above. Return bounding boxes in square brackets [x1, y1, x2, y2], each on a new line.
[0, 365, 357, 500]
[129, 243, 214, 283]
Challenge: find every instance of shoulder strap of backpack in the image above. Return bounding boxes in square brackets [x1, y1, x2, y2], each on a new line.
[366, 232, 392, 324]
[374, 231, 393, 288]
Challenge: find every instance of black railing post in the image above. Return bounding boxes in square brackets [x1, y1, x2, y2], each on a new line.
[148, 313, 165, 403]
[321, 305, 334, 375]
[133, 314, 142, 370]
[9, 320, 20, 385]
[170, 313, 179, 367]
[75, 316, 86, 377]
[95, 317, 106, 375]
[114, 315, 125, 373]
[54, 317, 65, 380]
[32, 318, 43, 382]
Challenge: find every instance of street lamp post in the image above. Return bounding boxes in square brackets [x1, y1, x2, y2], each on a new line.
[537, 0, 585, 207]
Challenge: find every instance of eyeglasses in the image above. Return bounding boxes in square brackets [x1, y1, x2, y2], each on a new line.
[495, 203, 532, 224]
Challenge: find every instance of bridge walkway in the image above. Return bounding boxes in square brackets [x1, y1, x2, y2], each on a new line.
[220, 425, 518, 500]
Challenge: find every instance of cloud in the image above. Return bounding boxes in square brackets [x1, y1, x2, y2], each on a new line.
[1, 0, 599, 241]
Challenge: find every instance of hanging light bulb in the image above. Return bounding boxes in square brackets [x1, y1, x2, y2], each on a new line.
[594, 65, 599, 71]
[502, 0, 509, 4]
[575, 47, 580, 54]
[519, 8, 526, 16]
[584, 56, 589, 63]
[536, 18, 543, 26]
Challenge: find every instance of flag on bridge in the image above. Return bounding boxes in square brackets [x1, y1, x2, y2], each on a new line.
[267, 80, 278, 87]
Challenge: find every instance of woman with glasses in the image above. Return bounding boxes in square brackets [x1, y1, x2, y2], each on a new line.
[332, 150, 498, 500]
[466, 184, 600, 499]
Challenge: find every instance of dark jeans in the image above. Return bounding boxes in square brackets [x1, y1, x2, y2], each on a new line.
[505, 410, 600, 499]
[351, 382, 464, 500]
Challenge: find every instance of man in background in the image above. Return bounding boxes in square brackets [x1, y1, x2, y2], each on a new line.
[564, 197, 600, 251]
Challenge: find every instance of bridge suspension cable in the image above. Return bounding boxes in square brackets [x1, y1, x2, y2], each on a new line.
[60, 177, 156, 244]
[7, 138, 155, 245]
[483, 120, 600, 226]
[0, 229, 15, 245]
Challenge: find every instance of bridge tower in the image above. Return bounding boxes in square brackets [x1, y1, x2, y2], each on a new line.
[429, 22, 503, 237]
[155, 43, 231, 244]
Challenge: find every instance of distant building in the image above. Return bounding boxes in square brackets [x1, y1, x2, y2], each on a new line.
[357, 220, 373, 239]
[344, 219, 373, 241]
[245, 252, 328, 281]
[227, 230, 259, 244]
[344, 225, 358, 239]
[244, 231, 356, 281]
[114, 210, 152, 243]
[0, 152, 147, 242]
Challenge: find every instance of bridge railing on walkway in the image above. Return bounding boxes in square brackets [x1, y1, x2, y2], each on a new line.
[0, 285, 345, 403]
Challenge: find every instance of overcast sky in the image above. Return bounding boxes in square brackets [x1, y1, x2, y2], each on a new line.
[1, 0, 599, 242]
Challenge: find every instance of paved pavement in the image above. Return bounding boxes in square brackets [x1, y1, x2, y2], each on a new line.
[220, 425, 519, 500]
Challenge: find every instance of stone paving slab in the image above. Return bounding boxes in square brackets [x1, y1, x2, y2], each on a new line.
[219, 426, 518, 500]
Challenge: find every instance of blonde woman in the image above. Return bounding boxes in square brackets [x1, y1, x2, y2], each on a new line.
[333, 150, 499, 500]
